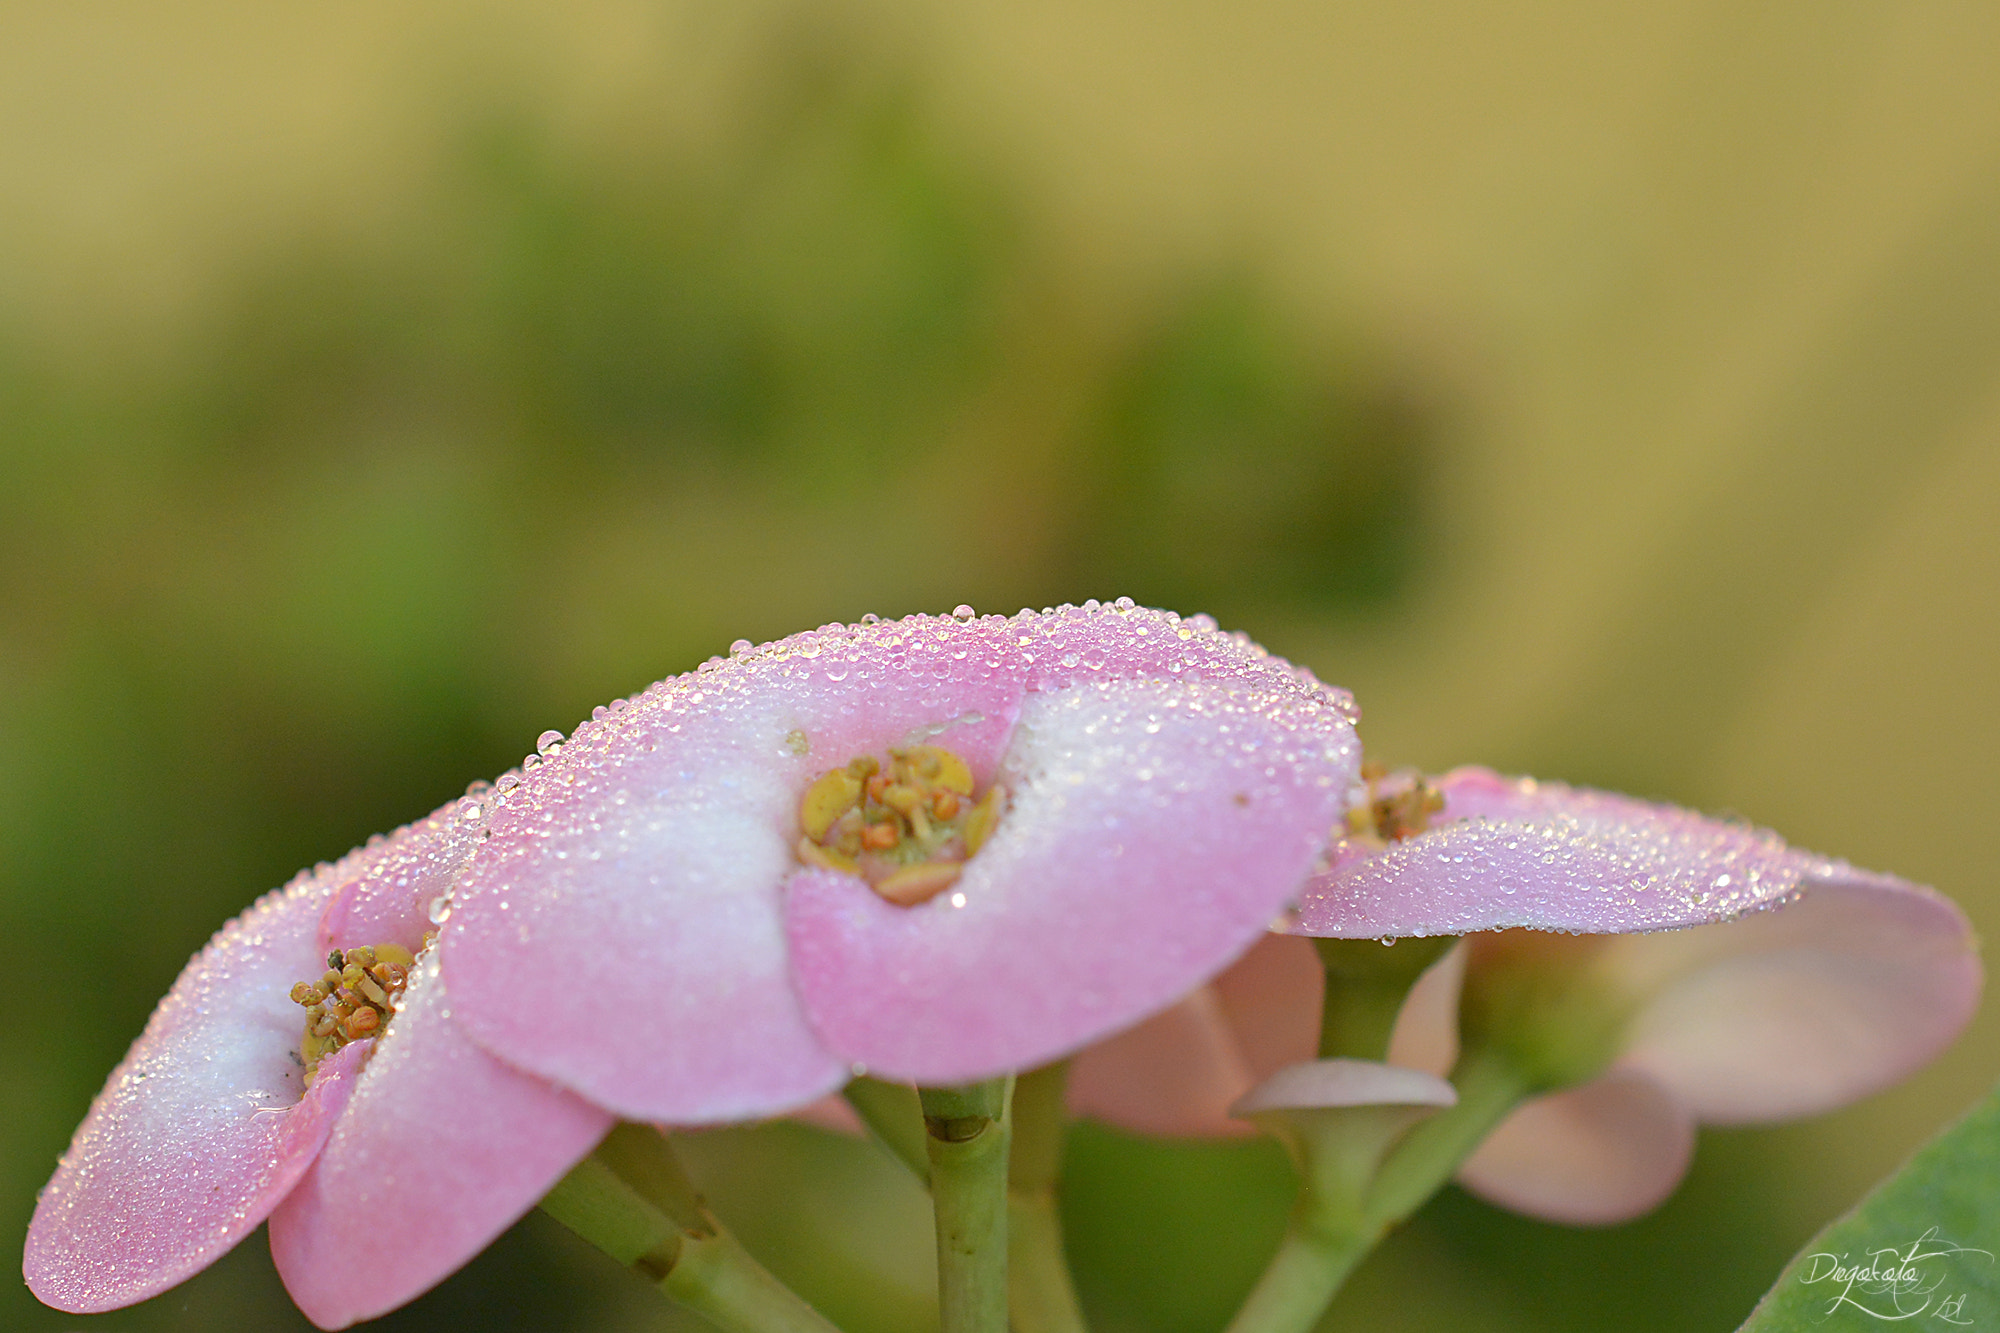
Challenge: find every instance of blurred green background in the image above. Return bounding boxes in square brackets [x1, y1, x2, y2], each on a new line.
[7, 2, 2000, 1330]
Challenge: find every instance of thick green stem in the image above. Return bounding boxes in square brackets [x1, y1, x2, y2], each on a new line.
[1314, 936, 1456, 1060]
[539, 1124, 844, 1333]
[920, 1078, 1014, 1333]
[843, 1075, 931, 1181]
[1007, 1064, 1089, 1333]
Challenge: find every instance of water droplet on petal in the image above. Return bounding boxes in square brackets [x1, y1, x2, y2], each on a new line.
[536, 729, 565, 756]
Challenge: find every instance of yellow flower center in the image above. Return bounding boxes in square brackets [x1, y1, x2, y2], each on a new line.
[794, 744, 1005, 907]
[1343, 763, 1445, 850]
[288, 941, 421, 1083]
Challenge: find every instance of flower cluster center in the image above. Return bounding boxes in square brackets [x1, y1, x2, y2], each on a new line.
[289, 942, 420, 1083]
[1344, 763, 1446, 850]
[794, 744, 1005, 907]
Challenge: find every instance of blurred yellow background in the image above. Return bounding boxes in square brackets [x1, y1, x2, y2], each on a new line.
[6, 3, 1999, 1330]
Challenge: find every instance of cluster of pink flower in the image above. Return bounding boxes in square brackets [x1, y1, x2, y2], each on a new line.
[25, 602, 1980, 1328]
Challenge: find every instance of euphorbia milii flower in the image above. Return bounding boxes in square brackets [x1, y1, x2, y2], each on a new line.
[439, 601, 1362, 1123]
[24, 800, 613, 1328]
[1070, 766, 1980, 1224]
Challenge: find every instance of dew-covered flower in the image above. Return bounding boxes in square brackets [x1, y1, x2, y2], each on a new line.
[24, 803, 614, 1328]
[437, 601, 1362, 1123]
[1071, 766, 1980, 1223]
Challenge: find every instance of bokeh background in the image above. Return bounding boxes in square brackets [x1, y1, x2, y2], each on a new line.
[7, 2, 2000, 1330]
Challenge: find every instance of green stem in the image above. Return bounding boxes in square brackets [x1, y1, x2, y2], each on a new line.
[1225, 1043, 1535, 1333]
[842, 1075, 930, 1181]
[920, 1078, 1014, 1333]
[1223, 1224, 1369, 1333]
[1363, 1044, 1531, 1229]
[539, 1124, 844, 1333]
[1007, 1063, 1089, 1333]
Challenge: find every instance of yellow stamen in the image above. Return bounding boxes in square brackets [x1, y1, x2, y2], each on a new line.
[876, 862, 962, 907]
[963, 786, 1005, 856]
[289, 938, 421, 1083]
[800, 769, 864, 841]
[797, 836, 859, 874]
[794, 742, 1005, 908]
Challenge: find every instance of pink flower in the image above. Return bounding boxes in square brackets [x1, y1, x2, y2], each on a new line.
[27, 600, 1361, 1325]
[24, 800, 613, 1329]
[437, 602, 1362, 1122]
[1071, 767, 1980, 1223]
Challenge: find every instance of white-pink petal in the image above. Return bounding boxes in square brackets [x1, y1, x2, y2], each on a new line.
[24, 878, 351, 1312]
[1231, 1059, 1458, 1117]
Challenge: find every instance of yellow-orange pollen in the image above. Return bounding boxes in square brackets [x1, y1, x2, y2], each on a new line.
[288, 942, 420, 1083]
[795, 744, 1005, 907]
[1343, 762, 1446, 850]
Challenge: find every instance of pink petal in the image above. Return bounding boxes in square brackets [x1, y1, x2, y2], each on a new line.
[1231, 1059, 1457, 1116]
[1211, 934, 1325, 1083]
[443, 614, 1029, 1122]
[1611, 869, 1980, 1122]
[1456, 1070, 1695, 1225]
[1068, 934, 1322, 1137]
[1384, 942, 1464, 1079]
[24, 878, 358, 1313]
[1294, 767, 1833, 937]
[1068, 984, 1258, 1137]
[786, 674, 1356, 1082]
[269, 955, 612, 1330]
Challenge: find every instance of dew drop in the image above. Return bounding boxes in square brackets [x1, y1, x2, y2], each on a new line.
[1061, 653, 1079, 668]
[730, 639, 753, 657]
[428, 895, 454, 925]
[951, 604, 976, 621]
[536, 729, 566, 757]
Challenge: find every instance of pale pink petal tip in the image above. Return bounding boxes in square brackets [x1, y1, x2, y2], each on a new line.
[446, 602, 1358, 1114]
[270, 956, 612, 1330]
[1293, 766, 1838, 938]
[1231, 1059, 1458, 1118]
[1615, 868, 1980, 1122]
[24, 880, 359, 1313]
[1457, 1070, 1695, 1225]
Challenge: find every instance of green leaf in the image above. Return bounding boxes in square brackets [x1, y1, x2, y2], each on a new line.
[1738, 1082, 2000, 1330]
